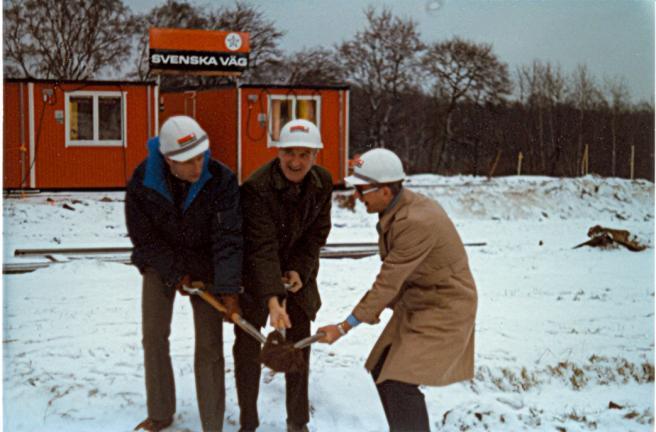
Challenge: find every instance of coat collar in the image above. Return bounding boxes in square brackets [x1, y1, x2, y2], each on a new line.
[142, 137, 212, 211]
[378, 188, 412, 235]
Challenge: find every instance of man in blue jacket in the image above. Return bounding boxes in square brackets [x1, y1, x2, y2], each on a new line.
[126, 115, 243, 432]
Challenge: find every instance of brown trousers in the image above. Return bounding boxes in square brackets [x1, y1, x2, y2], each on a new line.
[141, 269, 225, 432]
[233, 297, 311, 430]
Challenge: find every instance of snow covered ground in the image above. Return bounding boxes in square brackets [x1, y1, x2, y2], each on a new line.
[3, 175, 654, 431]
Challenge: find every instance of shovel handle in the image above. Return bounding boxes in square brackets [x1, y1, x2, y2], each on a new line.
[197, 290, 240, 322]
[197, 290, 267, 344]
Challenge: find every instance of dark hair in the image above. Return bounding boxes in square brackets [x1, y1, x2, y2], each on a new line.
[380, 180, 404, 196]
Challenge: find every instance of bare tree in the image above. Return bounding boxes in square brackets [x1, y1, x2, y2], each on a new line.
[422, 37, 511, 171]
[567, 64, 603, 175]
[281, 47, 346, 85]
[339, 7, 424, 149]
[132, 0, 209, 81]
[4, 0, 137, 80]
[262, 47, 345, 85]
[516, 60, 566, 173]
[603, 75, 631, 176]
[210, 1, 284, 83]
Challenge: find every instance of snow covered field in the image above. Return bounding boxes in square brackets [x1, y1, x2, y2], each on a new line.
[3, 175, 654, 431]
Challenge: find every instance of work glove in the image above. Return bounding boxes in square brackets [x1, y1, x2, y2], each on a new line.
[220, 293, 241, 322]
[175, 274, 192, 296]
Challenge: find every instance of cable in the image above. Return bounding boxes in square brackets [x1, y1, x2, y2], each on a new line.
[244, 87, 270, 142]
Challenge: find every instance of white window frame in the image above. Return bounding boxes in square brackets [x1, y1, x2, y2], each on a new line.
[267, 94, 321, 148]
[65, 90, 127, 147]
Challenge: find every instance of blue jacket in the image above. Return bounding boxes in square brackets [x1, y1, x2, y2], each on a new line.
[125, 138, 242, 294]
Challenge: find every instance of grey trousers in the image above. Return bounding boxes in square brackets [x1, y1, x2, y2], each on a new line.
[141, 269, 225, 432]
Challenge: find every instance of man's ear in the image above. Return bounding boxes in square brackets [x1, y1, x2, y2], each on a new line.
[164, 156, 174, 168]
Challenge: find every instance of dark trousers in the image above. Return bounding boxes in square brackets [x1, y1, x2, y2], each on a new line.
[371, 346, 430, 432]
[141, 269, 226, 432]
[233, 297, 311, 430]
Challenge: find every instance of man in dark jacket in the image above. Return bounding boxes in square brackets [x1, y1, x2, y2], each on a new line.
[126, 115, 242, 432]
[233, 119, 332, 432]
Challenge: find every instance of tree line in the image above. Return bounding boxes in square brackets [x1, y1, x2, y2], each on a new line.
[4, 0, 653, 180]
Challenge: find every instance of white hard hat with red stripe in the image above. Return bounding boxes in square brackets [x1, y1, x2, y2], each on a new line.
[159, 115, 209, 162]
[276, 119, 323, 149]
[344, 148, 406, 185]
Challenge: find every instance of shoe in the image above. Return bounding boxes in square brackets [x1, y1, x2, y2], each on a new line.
[287, 422, 309, 432]
[134, 417, 174, 431]
[238, 429, 256, 432]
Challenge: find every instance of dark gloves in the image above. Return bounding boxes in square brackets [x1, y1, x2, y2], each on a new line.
[220, 293, 241, 322]
[175, 274, 192, 296]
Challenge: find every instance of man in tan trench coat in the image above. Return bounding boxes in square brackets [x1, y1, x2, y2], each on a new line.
[319, 148, 477, 432]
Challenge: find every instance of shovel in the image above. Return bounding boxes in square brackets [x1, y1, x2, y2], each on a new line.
[182, 282, 306, 373]
[293, 331, 327, 349]
[182, 283, 265, 344]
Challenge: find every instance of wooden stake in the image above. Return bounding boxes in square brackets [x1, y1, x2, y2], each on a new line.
[630, 145, 635, 180]
[580, 144, 589, 176]
[517, 151, 523, 176]
[488, 149, 502, 179]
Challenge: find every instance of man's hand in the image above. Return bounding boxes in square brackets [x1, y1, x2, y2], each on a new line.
[267, 297, 291, 329]
[220, 293, 241, 322]
[317, 324, 343, 344]
[282, 270, 303, 293]
[175, 274, 192, 296]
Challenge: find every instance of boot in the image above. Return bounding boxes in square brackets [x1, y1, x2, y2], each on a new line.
[134, 417, 174, 431]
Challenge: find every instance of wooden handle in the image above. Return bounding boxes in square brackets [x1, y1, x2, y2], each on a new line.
[198, 290, 240, 322]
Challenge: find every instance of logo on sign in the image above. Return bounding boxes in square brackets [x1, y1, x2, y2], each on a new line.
[225, 33, 242, 51]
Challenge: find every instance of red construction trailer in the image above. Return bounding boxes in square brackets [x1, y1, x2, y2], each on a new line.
[3, 80, 349, 189]
[160, 83, 350, 184]
[3, 79, 158, 189]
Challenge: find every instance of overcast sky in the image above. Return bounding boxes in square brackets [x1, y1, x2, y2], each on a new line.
[133, 0, 655, 102]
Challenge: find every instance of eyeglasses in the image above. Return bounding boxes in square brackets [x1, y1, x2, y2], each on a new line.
[355, 185, 380, 195]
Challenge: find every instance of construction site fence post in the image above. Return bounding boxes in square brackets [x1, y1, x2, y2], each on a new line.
[516, 151, 523, 176]
[580, 144, 589, 176]
[630, 145, 635, 180]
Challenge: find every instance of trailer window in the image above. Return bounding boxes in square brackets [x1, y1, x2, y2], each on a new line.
[65, 91, 127, 147]
[268, 95, 320, 147]
[270, 99, 293, 141]
[69, 96, 94, 140]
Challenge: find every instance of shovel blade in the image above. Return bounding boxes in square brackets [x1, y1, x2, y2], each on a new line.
[293, 331, 326, 349]
[235, 316, 267, 344]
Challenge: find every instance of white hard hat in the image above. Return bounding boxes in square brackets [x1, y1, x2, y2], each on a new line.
[159, 115, 209, 162]
[344, 148, 406, 185]
[275, 119, 323, 149]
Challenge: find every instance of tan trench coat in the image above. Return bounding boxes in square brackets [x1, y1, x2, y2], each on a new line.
[352, 189, 477, 386]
